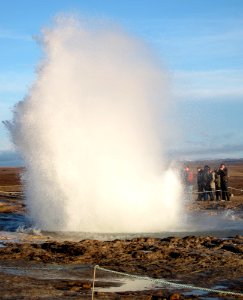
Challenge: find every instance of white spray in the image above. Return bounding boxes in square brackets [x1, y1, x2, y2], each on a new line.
[9, 16, 182, 232]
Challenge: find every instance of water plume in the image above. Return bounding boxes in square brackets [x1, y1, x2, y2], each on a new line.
[9, 16, 182, 232]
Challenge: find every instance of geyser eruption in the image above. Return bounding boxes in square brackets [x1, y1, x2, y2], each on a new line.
[9, 16, 182, 232]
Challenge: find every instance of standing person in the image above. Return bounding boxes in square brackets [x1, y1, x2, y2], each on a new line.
[205, 166, 214, 201]
[202, 165, 214, 201]
[218, 163, 230, 201]
[181, 166, 194, 201]
[197, 167, 203, 201]
[201, 166, 208, 201]
[214, 169, 222, 201]
[210, 169, 216, 200]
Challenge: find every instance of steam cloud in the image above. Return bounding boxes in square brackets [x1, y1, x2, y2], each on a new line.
[9, 16, 182, 232]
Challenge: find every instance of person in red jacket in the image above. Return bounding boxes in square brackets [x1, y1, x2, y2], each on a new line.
[181, 166, 194, 201]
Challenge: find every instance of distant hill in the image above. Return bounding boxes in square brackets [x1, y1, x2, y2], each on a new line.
[183, 158, 243, 166]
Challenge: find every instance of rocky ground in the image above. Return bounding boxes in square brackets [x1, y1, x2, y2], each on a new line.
[0, 166, 243, 299]
[0, 235, 242, 299]
[187, 195, 243, 212]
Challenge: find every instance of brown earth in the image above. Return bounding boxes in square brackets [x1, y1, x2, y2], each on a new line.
[0, 163, 242, 299]
[0, 167, 24, 213]
[0, 236, 242, 299]
[0, 167, 22, 187]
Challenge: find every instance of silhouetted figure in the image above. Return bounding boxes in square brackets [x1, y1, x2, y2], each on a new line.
[218, 163, 230, 201]
[210, 169, 216, 199]
[181, 166, 194, 201]
[197, 167, 203, 201]
[214, 169, 222, 201]
[202, 165, 214, 201]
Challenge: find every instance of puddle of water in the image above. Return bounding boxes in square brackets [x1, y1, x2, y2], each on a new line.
[183, 289, 209, 296]
[0, 212, 30, 232]
[96, 277, 158, 292]
[200, 298, 222, 300]
[0, 261, 240, 299]
[97, 278, 240, 300]
[1, 204, 243, 243]
[0, 262, 91, 281]
[0, 230, 49, 244]
[212, 285, 227, 290]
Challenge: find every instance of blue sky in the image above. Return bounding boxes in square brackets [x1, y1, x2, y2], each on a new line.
[0, 0, 243, 164]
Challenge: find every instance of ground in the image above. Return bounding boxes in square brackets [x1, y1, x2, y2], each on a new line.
[0, 162, 242, 299]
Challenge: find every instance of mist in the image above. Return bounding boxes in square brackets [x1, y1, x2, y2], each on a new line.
[9, 16, 182, 232]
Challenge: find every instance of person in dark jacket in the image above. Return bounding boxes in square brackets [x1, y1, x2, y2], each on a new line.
[218, 163, 230, 201]
[214, 169, 222, 201]
[203, 165, 214, 201]
[200, 165, 213, 201]
[197, 167, 203, 201]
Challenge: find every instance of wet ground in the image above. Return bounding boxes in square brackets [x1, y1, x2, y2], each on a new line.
[0, 234, 242, 299]
[0, 166, 243, 299]
[0, 199, 243, 300]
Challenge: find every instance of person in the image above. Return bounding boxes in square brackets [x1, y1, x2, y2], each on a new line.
[214, 169, 222, 201]
[210, 169, 216, 199]
[181, 166, 194, 201]
[196, 167, 203, 201]
[201, 165, 214, 201]
[218, 163, 230, 201]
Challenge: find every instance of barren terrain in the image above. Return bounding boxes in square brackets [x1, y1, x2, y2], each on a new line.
[0, 161, 242, 299]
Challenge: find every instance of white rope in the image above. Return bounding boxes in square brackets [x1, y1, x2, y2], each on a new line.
[0, 187, 241, 196]
[0, 265, 64, 270]
[190, 189, 222, 195]
[184, 187, 243, 195]
[1, 259, 243, 297]
[92, 265, 243, 298]
[0, 190, 22, 195]
[0, 185, 22, 188]
[229, 186, 243, 192]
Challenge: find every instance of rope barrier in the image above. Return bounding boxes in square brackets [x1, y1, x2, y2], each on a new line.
[1, 259, 243, 297]
[229, 186, 243, 192]
[92, 265, 243, 298]
[1, 186, 242, 197]
[0, 185, 22, 188]
[190, 189, 222, 195]
[0, 265, 64, 271]
[0, 190, 22, 194]
[184, 187, 243, 195]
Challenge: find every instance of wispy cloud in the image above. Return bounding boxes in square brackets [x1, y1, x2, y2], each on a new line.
[141, 17, 243, 85]
[148, 17, 243, 48]
[172, 69, 243, 101]
[0, 71, 34, 94]
[138, 17, 243, 103]
[156, 28, 243, 49]
[0, 29, 32, 41]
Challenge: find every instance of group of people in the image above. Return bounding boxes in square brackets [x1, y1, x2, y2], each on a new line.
[181, 163, 230, 201]
[197, 163, 230, 201]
